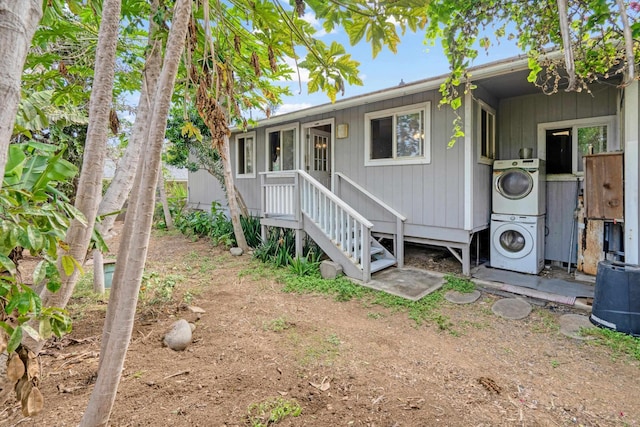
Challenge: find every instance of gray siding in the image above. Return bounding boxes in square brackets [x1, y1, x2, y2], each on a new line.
[497, 85, 619, 263]
[186, 88, 474, 243]
[498, 86, 618, 159]
[187, 169, 226, 210]
[331, 91, 466, 237]
[545, 180, 580, 263]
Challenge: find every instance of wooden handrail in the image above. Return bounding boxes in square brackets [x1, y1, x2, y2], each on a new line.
[299, 170, 373, 228]
[335, 172, 407, 222]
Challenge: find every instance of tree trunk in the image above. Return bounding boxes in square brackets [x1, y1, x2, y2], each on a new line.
[556, 0, 577, 91]
[93, 249, 106, 294]
[97, 9, 162, 237]
[80, 0, 191, 424]
[157, 165, 174, 230]
[0, 1, 42, 188]
[92, 1, 161, 293]
[36, 0, 121, 354]
[220, 134, 249, 251]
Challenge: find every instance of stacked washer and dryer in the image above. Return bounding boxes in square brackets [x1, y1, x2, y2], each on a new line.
[490, 158, 546, 274]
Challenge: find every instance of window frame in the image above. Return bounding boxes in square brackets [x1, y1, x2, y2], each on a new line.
[477, 99, 496, 165]
[364, 102, 431, 166]
[265, 124, 299, 172]
[235, 131, 256, 179]
[537, 115, 617, 180]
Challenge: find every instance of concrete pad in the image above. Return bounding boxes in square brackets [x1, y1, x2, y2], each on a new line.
[559, 314, 596, 340]
[366, 268, 444, 301]
[491, 298, 532, 320]
[445, 290, 481, 304]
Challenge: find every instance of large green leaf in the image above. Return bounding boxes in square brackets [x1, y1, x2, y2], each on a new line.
[7, 326, 22, 354]
[0, 254, 17, 276]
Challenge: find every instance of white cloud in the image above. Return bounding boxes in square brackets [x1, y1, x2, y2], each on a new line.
[281, 57, 310, 83]
[276, 103, 313, 115]
[301, 12, 337, 37]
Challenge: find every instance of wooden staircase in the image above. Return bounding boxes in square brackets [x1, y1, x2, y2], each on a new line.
[261, 170, 399, 282]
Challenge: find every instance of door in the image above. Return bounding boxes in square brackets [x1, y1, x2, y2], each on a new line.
[496, 168, 534, 200]
[305, 126, 331, 188]
[492, 223, 534, 259]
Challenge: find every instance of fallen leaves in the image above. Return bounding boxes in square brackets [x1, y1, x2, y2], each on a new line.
[309, 376, 330, 391]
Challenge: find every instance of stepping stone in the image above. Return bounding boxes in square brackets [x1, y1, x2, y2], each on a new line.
[445, 290, 481, 304]
[491, 298, 532, 320]
[559, 314, 595, 340]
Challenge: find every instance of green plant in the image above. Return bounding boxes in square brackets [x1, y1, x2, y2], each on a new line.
[252, 227, 296, 267]
[288, 254, 319, 277]
[240, 214, 262, 248]
[582, 327, 640, 362]
[140, 272, 183, 305]
[443, 275, 476, 293]
[326, 333, 341, 346]
[550, 359, 560, 368]
[264, 316, 292, 332]
[0, 142, 87, 351]
[247, 397, 302, 427]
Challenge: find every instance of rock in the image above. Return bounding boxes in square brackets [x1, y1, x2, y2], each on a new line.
[187, 306, 206, 314]
[320, 260, 343, 279]
[163, 319, 193, 351]
[230, 247, 243, 256]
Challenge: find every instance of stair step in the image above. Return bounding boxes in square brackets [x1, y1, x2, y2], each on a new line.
[370, 246, 384, 256]
[370, 257, 396, 274]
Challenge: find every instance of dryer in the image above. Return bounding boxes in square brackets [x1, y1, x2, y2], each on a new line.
[490, 213, 545, 274]
[493, 158, 546, 215]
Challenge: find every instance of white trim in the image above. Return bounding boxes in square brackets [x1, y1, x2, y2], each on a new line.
[537, 115, 617, 175]
[464, 92, 473, 231]
[264, 123, 299, 172]
[301, 118, 335, 190]
[476, 99, 496, 166]
[235, 131, 256, 179]
[624, 82, 639, 264]
[364, 101, 431, 166]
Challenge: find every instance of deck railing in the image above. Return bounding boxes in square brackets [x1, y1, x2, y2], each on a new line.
[335, 172, 406, 267]
[260, 170, 374, 275]
[260, 172, 299, 219]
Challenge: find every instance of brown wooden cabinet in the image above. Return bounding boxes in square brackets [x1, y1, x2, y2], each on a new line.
[584, 152, 624, 220]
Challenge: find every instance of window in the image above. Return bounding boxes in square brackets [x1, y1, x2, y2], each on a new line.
[235, 132, 255, 178]
[364, 102, 431, 165]
[266, 125, 297, 171]
[478, 101, 495, 164]
[538, 116, 616, 176]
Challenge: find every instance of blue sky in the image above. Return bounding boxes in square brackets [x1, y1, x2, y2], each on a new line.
[276, 17, 525, 115]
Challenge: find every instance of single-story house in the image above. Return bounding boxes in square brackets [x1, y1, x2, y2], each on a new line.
[188, 53, 638, 283]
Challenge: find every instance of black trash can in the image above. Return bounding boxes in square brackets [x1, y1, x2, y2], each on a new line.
[590, 260, 640, 337]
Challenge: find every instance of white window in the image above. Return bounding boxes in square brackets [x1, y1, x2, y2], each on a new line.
[235, 132, 255, 178]
[478, 100, 495, 165]
[364, 102, 431, 166]
[266, 125, 297, 171]
[537, 116, 617, 177]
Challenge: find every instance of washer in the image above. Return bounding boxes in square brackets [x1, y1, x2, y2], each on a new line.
[493, 158, 546, 215]
[490, 214, 545, 274]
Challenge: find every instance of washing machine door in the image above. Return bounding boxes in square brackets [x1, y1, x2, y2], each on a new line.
[492, 223, 534, 259]
[495, 168, 534, 200]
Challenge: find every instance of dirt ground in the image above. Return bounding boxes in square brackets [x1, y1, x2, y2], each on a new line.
[2, 226, 640, 426]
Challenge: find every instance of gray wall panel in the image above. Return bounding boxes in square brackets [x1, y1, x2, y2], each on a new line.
[191, 86, 479, 243]
[187, 169, 226, 210]
[497, 86, 618, 264]
[545, 180, 580, 263]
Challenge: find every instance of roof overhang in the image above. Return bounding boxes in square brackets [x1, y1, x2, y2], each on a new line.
[243, 50, 583, 129]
